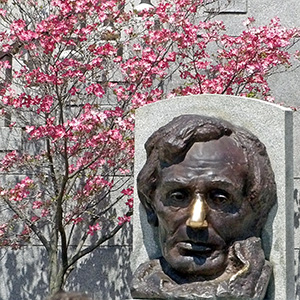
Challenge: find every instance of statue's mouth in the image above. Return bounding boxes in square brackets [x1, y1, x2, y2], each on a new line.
[177, 241, 215, 255]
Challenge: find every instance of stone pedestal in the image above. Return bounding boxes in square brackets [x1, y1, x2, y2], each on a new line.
[132, 94, 294, 299]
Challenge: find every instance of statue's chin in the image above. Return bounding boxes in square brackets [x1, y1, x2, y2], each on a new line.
[160, 251, 228, 284]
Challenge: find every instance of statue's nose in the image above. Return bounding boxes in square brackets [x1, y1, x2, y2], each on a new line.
[186, 193, 208, 229]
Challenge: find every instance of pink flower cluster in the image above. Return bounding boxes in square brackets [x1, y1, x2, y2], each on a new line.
[3, 93, 53, 114]
[118, 215, 131, 225]
[0, 177, 34, 202]
[87, 223, 101, 236]
[122, 187, 134, 209]
[83, 176, 113, 196]
[0, 151, 19, 172]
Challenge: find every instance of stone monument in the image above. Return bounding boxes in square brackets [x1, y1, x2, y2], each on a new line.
[131, 95, 294, 299]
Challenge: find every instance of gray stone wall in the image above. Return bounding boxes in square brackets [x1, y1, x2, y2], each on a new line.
[1, 0, 300, 299]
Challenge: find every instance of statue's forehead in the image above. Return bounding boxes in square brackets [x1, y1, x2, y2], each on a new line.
[183, 136, 247, 164]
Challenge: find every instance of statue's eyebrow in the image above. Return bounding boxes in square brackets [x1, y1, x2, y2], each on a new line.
[160, 177, 238, 190]
[160, 178, 190, 187]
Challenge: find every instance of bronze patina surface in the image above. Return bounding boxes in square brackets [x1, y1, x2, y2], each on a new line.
[131, 115, 276, 299]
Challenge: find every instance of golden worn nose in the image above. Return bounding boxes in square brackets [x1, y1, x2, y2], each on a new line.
[186, 193, 208, 228]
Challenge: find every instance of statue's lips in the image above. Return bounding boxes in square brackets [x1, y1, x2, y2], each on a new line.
[177, 241, 218, 256]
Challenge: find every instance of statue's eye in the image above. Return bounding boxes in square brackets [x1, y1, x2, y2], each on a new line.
[168, 190, 188, 203]
[209, 189, 230, 204]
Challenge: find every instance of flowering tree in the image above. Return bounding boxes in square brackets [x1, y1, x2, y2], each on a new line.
[0, 0, 299, 297]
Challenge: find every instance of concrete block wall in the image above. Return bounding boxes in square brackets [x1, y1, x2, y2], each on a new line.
[0, 0, 300, 299]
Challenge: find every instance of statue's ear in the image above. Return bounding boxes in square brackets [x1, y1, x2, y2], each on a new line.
[138, 192, 158, 227]
[145, 206, 158, 227]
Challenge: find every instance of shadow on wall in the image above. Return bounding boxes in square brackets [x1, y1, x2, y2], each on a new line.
[294, 188, 300, 299]
[0, 223, 133, 300]
[294, 189, 300, 230]
[0, 246, 48, 300]
[67, 245, 132, 300]
[67, 223, 133, 300]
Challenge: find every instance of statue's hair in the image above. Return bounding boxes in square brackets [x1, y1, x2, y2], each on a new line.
[137, 114, 276, 236]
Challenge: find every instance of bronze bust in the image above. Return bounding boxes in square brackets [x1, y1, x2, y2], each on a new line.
[131, 115, 276, 299]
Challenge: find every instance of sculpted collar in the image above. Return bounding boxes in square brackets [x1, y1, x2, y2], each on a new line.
[131, 237, 272, 300]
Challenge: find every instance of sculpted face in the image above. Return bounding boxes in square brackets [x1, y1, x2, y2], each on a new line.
[153, 136, 257, 280]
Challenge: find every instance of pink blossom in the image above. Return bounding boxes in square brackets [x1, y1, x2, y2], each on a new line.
[8, 177, 34, 202]
[68, 86, 80, 95]
[0, 150, 19, 171]
[0, 224, 7, 237]
[37, 95, 53, 114]
[126, 198, 133, 209]
[10, 19, 26, 33]
[121, 187, 133, 196]
[0, 60, 11, 69]
[119, 168, 130, 175]
[0, 9, 6, 17]
[118, 215, 131, 225]
[1, 44, 11, 52]
[133, 44, 142, 51]
[85, 83, 105, 98]
[25, 126, 35, 134]
[31, 216, 40, 222]
[32, 201, 43, 209]
[71, 217, 83, 224]
[243, 17, 255, 27]
[21, 225, 31, 235]
[87, 223, 101, 236]
[41, 209, 49, 217]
